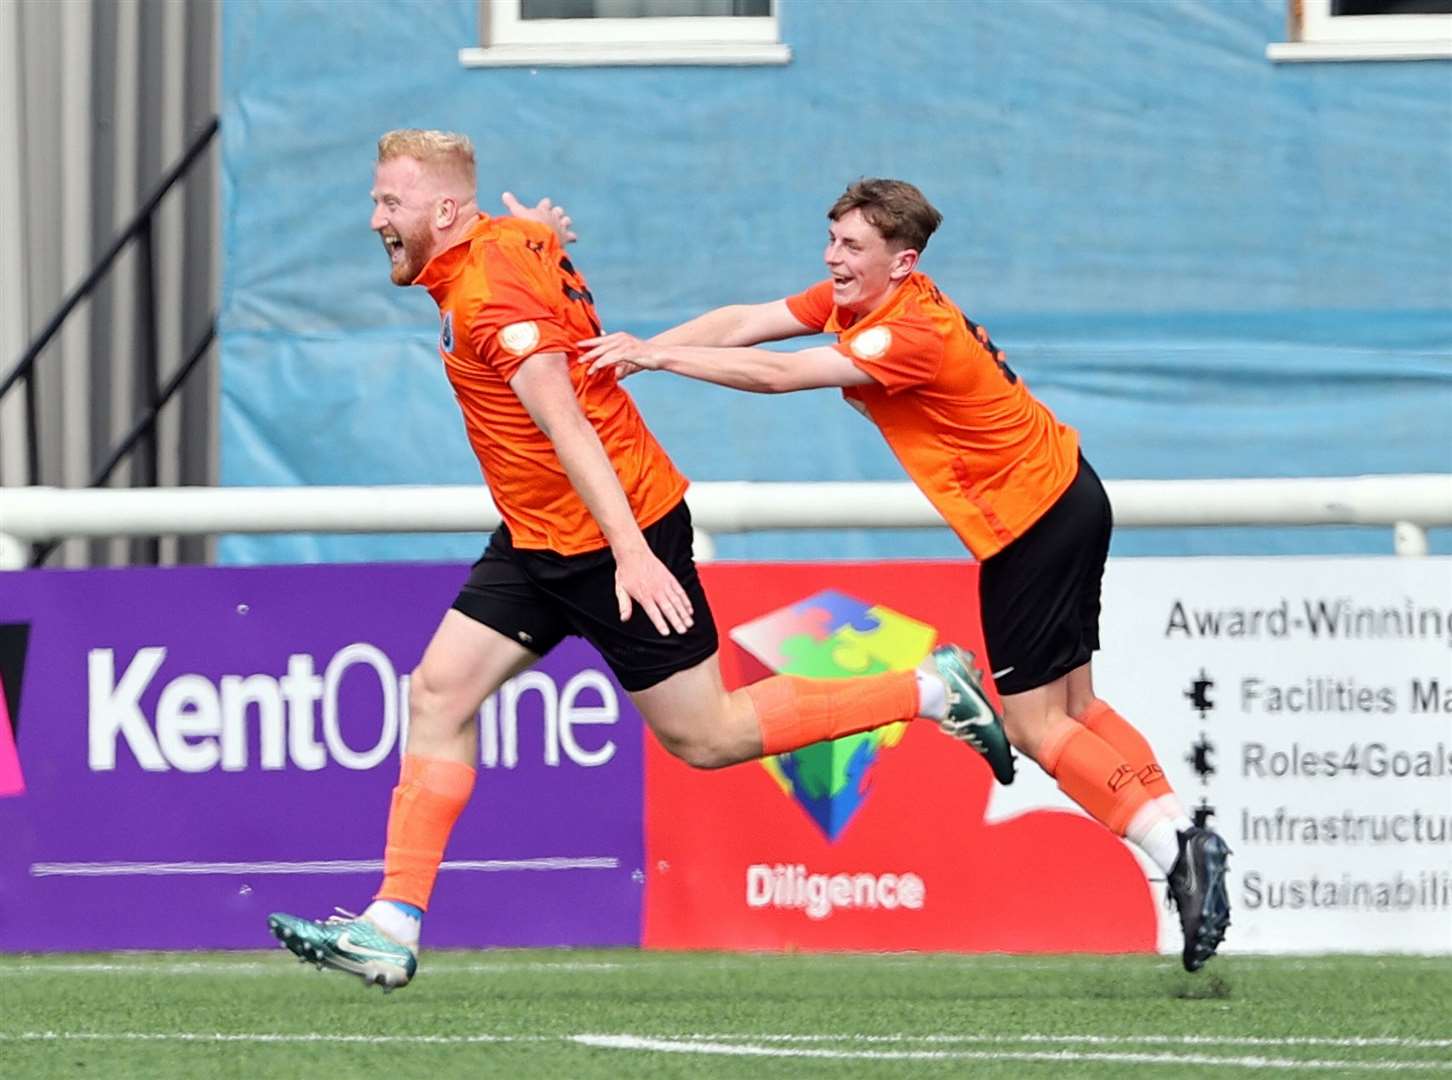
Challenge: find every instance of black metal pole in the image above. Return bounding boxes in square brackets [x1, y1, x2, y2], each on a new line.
[23, 369, 39, 487]
[136, 219, 160, 564]
[24, 368, 42, 569]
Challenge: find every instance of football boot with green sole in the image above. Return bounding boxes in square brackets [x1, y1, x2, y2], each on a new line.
[931, 644, 1015, 785]
[268, 909, 417, 991]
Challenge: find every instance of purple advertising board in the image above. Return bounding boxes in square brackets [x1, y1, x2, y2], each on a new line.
[0, 564, 644, 950]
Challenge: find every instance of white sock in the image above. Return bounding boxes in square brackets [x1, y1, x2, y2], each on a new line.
[363, 900, 421, 948]
[1156, 793, 1194, 832]
[914, 665, 948, 720]
[1125, 802, 1182, 875]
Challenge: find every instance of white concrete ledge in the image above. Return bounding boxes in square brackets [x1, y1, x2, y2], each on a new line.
[1267, 41, 1452, 62]
[459, 42, 791, 67]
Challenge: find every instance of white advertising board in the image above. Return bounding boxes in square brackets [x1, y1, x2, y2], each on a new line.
[988, 557, 1452, 955]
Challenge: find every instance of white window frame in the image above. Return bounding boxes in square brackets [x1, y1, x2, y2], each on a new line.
[1268, 0, 1452, 62]
[460, 0, 791, 68]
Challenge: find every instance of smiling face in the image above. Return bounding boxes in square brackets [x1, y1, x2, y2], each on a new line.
[823, 208, 917, 317]
[369, 156, 442, 286]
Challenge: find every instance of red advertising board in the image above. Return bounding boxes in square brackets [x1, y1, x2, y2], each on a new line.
[645, 562, 1157, 953]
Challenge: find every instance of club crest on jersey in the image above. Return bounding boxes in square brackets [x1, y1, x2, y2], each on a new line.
[500, 320, 541, 356]
[850, 326, 892, 361]
[439, 312, 454, 354]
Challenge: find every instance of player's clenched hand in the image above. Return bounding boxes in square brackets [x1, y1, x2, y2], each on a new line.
[578, 332, 663, 378]
[501, 191, 577, 245]
[612, 547, 694, 636]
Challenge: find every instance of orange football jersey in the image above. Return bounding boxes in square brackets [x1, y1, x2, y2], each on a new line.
[787, 273, 1079, 559]
[415, 215, 687, 554]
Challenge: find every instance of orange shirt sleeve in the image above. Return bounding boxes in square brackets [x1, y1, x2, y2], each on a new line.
[466, 248, 576, 383]
[841, 312, 946, 394]
[784, 280, 836, 332]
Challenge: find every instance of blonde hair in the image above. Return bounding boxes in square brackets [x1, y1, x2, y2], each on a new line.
[377, 129, 476, 190]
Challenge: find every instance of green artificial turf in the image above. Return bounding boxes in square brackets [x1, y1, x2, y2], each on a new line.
[3, 951, 1449, 1078]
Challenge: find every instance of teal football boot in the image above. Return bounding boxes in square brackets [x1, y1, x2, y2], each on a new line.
[268, 909, 417, 991]
[931, 644, 1015, 784]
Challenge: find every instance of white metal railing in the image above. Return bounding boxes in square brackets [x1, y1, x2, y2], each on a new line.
[0, 475, 1449, 569]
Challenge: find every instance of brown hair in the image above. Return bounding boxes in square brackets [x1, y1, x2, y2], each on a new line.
[377, 129, 476, 190]
[828, 178, 942, 253]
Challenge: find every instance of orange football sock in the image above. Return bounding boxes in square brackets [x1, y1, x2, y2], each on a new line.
[375, 752, 476, 912]
[1075, 698, 1174, 798]
[1038, 715, 1152, 836]
[747, 671, 919, 757]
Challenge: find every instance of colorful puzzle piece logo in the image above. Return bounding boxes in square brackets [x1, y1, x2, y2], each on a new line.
[730, 591, 936, 840]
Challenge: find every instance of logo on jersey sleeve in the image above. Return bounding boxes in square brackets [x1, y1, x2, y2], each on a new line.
[500, 321, 541, 356]
[439, 311, 454, 354]
[849, 326, 892, 361]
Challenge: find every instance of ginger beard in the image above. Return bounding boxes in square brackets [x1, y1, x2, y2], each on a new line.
[380, 219, 432, 286]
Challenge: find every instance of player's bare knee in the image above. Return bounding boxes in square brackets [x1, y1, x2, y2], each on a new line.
[1000, 711, 1045, 762]
[676, 740, 738, 770]
[654, 726, 738, 770]
[406, 665, 473, 739]
[999, 710, 1025, 745]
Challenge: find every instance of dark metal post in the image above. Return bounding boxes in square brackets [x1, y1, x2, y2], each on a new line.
[136, 219, 161, 564]
[23, 369, 39, 487]
[24, 368, 42, 565]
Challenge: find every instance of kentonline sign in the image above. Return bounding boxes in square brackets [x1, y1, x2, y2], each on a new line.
[88, 644, 621, 773]
[1, 565, 647, 952]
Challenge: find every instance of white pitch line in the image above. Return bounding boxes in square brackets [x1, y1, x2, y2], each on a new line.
[5, 962, 276, 975]
[4, 960, 621, 976]
[3, 1029, 1448, 1071]
[1, 1032, 545, 1045]
[0, 953, 1170, 974]
[14, 949, 1399, 975]
[671, 1034, 1452, 1051]
[572, 1035, 1452, 1071]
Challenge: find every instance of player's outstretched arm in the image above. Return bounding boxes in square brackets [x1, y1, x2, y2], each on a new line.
[501, 192, 576, 245]
[510, 352, 693, 636]
[652, 299, 811, 349]
[579, 334, 874, 394]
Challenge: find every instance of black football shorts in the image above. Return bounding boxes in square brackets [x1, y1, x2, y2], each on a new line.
[978, 454, 1113, 696]
[450, 499, 719, 692]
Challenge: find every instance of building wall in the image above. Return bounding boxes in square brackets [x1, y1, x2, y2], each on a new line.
[0, 0, 220, 566]
[218, 0, 1452, 563]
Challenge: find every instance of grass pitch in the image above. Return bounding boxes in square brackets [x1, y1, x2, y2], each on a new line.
[3, 951, 1449, 1078]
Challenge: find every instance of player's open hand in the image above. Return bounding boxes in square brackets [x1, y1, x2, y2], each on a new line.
[613, 546, 694, 636]
[501, 192, 577, 245]
[579, 332, 663, 378]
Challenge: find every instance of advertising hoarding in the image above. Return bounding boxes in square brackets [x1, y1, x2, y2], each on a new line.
[0, 564, 644, 951]
[647, 562, 1158, 953]
[1090, 557, 1452, 954]
[4, 557, 1445, 954]
[647, 558, 1452, 955]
